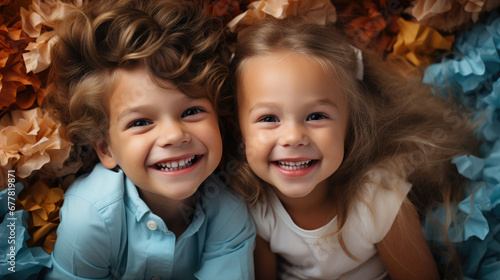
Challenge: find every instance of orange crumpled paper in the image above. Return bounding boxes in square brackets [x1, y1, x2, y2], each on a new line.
[340, 0, 403, 53]
[208, 0, 250, 25]
[17, 178, 64, 253]
[1, 8, 44, 111]
[391, 18, 455, 67]
[407, 0, 500, 33]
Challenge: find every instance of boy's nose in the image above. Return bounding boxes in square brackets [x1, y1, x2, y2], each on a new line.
[157, 121, 191, 147]
[278, 122, 309, 148]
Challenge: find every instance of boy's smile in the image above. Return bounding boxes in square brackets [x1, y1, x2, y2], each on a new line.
[95, 66, 222, 202]
[238, 52, 349, 200]
[151, 154, 200, 172]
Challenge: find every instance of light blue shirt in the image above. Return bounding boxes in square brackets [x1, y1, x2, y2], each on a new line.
[44, 164, 255, 280]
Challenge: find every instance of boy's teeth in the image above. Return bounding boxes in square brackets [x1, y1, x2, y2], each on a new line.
[277, 160, 312, 170]
[156, 156, 196, 171]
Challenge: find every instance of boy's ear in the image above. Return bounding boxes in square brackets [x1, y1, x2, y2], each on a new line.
[93, 140, 118, 169]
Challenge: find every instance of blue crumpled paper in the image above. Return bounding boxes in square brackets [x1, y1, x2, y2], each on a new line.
[0, 183, 51, 279]
[422, 10, 500, 280]
[423, 11, 500, 98]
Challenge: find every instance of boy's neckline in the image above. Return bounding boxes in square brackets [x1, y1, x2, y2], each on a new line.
[137, 187, 195, 238]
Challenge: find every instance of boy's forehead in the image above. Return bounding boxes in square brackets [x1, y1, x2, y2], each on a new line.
[112, 66, 211, 100]
[109, 68, 169, 98]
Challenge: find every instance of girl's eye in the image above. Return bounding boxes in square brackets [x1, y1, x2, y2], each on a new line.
[307, 113, 328, 121]
[128, 119, 152, 128]
[258, 115, 279, 122]
[182, 107, 204, 118]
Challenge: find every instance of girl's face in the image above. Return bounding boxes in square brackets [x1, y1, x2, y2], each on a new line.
[96, 66, 222, 201]
[238, 52, 349, 199]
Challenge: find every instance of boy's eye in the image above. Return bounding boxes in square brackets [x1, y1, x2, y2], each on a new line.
[182, 107, 204, 118]
[128, 119, 151, 128]
[307, 113, 328, 121]
[258, 115, 279, 122]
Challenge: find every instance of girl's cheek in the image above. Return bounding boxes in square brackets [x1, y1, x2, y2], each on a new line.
[256, 130, 274, 146]
[245, 145, 259, 163]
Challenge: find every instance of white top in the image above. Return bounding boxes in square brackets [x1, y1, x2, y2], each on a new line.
[250, 169, 412, 280]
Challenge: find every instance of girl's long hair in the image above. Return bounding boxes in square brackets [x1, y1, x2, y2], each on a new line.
[221, 17, 477, 277]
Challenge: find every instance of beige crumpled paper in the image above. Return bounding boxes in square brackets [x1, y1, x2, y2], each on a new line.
[0, 107, 72, 185]
[227, 0, 336, 34]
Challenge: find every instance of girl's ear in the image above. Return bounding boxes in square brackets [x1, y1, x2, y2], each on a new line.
[93, 140, 118, 169]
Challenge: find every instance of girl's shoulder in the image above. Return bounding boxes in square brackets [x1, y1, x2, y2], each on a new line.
[246, 191, 275, 241]
[352, 168, 412, 244]
[360, 168, 411, 201]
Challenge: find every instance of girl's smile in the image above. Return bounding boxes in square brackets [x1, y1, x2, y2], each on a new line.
[272, 159, 318, 177]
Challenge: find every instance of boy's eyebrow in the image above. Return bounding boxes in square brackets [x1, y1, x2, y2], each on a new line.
[117, 106, 148, 121]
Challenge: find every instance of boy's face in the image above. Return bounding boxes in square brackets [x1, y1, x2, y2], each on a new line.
[96, 66, 222, 201]
[238, 52, 349, 200]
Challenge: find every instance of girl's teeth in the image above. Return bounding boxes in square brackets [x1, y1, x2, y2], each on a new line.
[277, 160, 312, 170]
[156, 156, 196, 171]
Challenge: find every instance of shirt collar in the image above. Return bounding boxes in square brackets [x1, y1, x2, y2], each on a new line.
[178, 191, 205, 240]
[123, 173, 206, 237]
[124, 175, 150, 222]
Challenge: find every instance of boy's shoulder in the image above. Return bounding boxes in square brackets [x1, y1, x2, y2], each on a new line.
[65, 163, 126, 209]
[194, 171, 254, 243]
[197, 171, 249, 219]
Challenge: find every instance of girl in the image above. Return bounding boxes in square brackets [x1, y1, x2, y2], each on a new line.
[43, 0, 255, 279]
[223, 17, 476, 280]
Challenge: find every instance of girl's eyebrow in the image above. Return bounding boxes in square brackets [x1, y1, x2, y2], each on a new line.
[248, 102, 281, 114]
[313, 98, 339, 110]
[248, 98, 339, 114]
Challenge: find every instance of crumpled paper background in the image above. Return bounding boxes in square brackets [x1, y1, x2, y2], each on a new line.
[1, 0, 499, 279]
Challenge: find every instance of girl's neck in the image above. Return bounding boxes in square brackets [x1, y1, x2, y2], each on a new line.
[138, 188, 194, 238]
[272, 181, 336, 230]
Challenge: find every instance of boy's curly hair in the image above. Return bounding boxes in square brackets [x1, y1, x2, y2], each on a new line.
[45, 0, 231, 147]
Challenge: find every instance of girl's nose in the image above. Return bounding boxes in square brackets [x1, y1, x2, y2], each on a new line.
[157, 121, 191, 147]
[278, 122, 309, 148]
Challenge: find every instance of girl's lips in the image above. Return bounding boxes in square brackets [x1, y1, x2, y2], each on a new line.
[272, 160, 318, 177]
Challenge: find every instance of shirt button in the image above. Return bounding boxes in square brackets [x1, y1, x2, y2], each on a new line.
[151, 277, 161, 280]
[146, 220, 157, 231]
